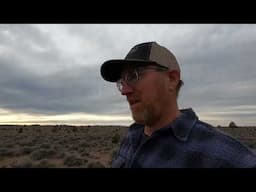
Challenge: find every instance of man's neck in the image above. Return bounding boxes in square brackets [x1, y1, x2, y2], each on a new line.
[144, 108, 181, 136]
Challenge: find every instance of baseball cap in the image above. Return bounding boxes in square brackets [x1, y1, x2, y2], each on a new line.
[100, 42, 180, 82]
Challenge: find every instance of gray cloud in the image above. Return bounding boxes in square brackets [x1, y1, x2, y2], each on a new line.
[0, 24, 128, 116]
[0, 57, 127, 115]
[0, 24, 256, 125]
[176, 25, 256, 119]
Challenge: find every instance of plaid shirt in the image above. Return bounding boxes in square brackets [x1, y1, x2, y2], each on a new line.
[112, 108, 256, 168]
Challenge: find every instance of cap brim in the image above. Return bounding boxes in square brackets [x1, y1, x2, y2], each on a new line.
[100, 59, 156, 82]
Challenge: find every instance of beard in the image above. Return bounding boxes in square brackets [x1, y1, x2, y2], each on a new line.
[131, 102, 160, 126]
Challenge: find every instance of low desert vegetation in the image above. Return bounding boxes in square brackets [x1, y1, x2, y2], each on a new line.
[0, 124, 255, 168]
[0, 125, 127, 168]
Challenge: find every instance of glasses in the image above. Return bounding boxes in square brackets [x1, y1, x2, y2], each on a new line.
[116, 65, 168, 92]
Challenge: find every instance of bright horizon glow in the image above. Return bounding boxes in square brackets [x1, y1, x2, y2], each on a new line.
[0, 107, 255, 127]
[0, 108, 133, 126]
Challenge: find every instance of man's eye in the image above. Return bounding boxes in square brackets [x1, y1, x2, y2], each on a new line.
[137, 67, 145, 75]
[127, 71, 137, 81]
[127, 72, 137, 81]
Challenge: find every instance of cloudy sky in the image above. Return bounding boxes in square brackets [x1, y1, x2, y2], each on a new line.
[0, 24, 255, 126]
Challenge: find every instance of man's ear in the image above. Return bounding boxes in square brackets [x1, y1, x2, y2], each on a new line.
[167, 70, 180, 91]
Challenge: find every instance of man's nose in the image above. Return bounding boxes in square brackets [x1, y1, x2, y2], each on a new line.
[121, 82, 134, 96]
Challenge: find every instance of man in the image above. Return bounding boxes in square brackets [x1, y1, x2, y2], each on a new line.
[100, 42, 256, 168]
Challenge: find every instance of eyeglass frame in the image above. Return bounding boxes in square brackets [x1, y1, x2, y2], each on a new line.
[116, 64, 169, 92]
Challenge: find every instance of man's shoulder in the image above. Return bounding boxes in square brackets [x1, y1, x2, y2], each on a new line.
[129, 122, 144, 129]
[193, 119, 246, 148]
[192, 119, 248, 150]
[120, 123, 143, 143]
[128, 122, 144, 134]
[190, 119, 256, 167]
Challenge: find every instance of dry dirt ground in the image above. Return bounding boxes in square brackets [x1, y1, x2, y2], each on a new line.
[0, 125, 255, 168]
[0, 125, 128, 168]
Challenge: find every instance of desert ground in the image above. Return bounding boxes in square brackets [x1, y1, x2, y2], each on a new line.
[0, 125, 128, 168]
[0, 124, 255, 168]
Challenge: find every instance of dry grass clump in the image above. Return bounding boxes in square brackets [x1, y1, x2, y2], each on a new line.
[30, 149, 57, 161]
[87, 161, 105, 168]
[63, 155, 88, 167]
[0, 147, 16, 157]
[21, 146, 35, 155]
[37, 160, 56, 168]
[111, 133, 120, 144]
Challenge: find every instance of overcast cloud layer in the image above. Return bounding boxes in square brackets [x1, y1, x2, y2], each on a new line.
[0, 24, 255, 126]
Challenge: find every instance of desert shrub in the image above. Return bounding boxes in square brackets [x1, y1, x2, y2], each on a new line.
[249, 142, 256, 149]
[63, 156, 88, 167]
[35, 128, 42, 133]
[69, 137, 79, 143]
[23, 138, 38, 146]
[57, 152, 66, 158]
[40, 143, 51, 149]
[58, 140, 65, 145]
[37, 160, 56, 168]
[87, 161, 105, 168]
[69, 145, 79, 151]
[51, 127, 58, 133]
[103, 146, 112, 151]
[65, 129, 71, 134]
[93, 136, 102, 140]
[229, 121, 238, 128]
[12, 160, 34, 168]
[21, 146, 35, 155]
[13, 149, 25, 156]
[0, 148, 16, 157]
[81, 151, 89, 157]
[111, 134, 120, 144]
[5, 142, 15, 148]
[78, 142, 90, 148]
[78, 147, 85, 153]
[18, 128, 23, 133]
[30, 149, 57, 161]
[111, 148, 119, 160]
[72, 127, 78, 132]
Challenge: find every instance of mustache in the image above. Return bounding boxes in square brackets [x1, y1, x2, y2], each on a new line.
[127, 96, 141, 105]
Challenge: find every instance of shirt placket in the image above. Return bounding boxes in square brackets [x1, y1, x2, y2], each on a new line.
[129, 134, 155, 168]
